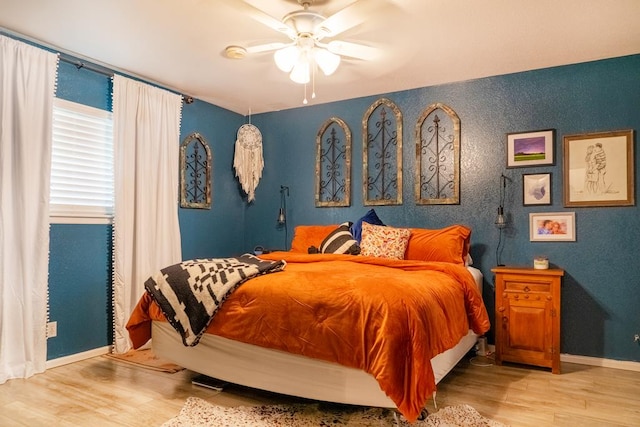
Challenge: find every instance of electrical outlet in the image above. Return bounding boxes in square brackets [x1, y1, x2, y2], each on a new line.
[46, 321, 57, 338]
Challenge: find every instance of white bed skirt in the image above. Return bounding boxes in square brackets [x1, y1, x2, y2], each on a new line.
[151, 266, 483, 408]
[153, 322, 477, 408]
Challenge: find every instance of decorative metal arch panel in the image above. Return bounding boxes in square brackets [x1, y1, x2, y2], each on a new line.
[362, 98, 403, 206]
[315, 117, 352, 207]
[415, 103, 460, 205]
[180, 132, 212, 209]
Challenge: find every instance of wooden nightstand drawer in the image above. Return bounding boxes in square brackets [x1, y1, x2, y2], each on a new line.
[502, 278, 551, 294]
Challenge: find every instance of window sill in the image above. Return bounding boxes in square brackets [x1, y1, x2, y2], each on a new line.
[49, 216, 112, 225]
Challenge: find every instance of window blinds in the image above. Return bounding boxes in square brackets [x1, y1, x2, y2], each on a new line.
[50, 98, 114, 220]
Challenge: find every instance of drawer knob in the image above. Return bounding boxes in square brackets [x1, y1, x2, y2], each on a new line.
[524, 286, 530, 292]
[498, 306, 505, 312]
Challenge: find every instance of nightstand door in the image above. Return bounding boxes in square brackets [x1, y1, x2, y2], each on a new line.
[499, 295, 554, 367]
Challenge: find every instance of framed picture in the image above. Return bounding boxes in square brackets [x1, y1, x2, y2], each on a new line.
[523, 173, 552, 205]
[529, 212, 575, 242]
[563, 129, 635, 207]
[506, 129, 555, 168]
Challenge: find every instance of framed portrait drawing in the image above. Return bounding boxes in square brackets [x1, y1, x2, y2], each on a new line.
[506, 129, 555, 168]
[523, 173, 551, 205]
[563, 129, 634, 207]
[529, 212, 575, 242]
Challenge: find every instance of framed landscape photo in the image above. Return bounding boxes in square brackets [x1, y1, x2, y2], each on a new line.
[523, 173, 552, 205]
[563, 129, 635, 207]
[507, 129, 555, 168]
[529, 212, 576, 242]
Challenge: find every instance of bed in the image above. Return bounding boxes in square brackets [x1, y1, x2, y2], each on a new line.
[127, 222, 490, 423]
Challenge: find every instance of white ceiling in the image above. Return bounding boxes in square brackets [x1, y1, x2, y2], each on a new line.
[1, 0, 639, 115]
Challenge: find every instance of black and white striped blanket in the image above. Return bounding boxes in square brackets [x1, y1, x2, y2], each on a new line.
[144, 254, 286, 346]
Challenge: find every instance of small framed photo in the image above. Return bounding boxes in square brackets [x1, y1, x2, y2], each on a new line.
[563, 129, 634, 207]
[506, 129, 555, 168]
[529, 212, 576, 242]
[523, 173, 552, 205]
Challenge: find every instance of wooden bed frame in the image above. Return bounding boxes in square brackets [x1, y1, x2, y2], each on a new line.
[151, 266, 483, 409]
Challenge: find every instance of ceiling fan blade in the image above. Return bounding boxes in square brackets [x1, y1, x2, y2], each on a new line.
[223, 0, 296, 39]
[325, 40, 380, 61]
[318, 0, 386, 38]
[245, 42, 291, 54]
[385, 0, 413, 11]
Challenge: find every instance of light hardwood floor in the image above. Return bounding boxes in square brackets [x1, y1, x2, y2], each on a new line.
[1, 354, 639, 426]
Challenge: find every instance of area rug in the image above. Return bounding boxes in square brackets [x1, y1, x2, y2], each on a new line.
[162, 397, 508, 426]
[104, 348, 184, 373]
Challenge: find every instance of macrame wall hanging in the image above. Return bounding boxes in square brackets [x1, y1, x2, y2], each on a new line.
[233, 114, 264, 202]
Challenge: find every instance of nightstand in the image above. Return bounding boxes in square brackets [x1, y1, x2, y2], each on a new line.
[491, 266, 564, 374]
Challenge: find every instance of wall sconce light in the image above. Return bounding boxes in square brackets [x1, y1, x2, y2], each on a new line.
[277, 185, 290, 249]
[495, 173, 508, 266]
[495, 206, 507, 229]
[277, 208, 286, 225]
[277, 185, 289, 225]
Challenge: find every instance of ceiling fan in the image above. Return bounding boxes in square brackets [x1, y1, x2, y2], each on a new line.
[224, 0, 382, 86]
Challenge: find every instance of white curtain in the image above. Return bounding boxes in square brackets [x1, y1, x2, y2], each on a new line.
[112, 75, 183, 353]
[0, 35, 59, 383]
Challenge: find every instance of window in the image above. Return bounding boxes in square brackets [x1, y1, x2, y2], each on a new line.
[50, 98, 113, 224]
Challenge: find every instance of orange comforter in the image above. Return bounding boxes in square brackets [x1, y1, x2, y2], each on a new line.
[127, 252, 490, 422]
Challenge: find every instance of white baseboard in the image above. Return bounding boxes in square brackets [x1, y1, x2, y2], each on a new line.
[46, 345, 111, 369]
[486, 344, 640, 372]
[561, 353, 640, 372]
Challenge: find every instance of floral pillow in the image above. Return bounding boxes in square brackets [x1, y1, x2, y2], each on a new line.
[350, 209, 385, 243]
[360, 222, 411, 260]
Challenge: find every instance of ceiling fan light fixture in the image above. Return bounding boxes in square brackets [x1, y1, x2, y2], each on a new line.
[313, 47, 340, 76]
[289, 57, 310, 84]
[274, 45, 300, 72]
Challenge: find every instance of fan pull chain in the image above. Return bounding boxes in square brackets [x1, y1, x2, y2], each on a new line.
[303, 84, 308, 105]
[312, 64, 316, 99]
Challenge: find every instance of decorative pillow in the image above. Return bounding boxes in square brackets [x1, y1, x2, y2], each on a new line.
[360, 222, 411, 260]
[290, 225, 339, 253]
[404, 225, 472, 265]
[350, 209, 385, 243]
[318, 222, 360, 255]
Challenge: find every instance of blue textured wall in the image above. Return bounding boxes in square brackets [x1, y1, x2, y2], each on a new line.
[245, 55, 640, 362]
[48, 225, 112, 358]
[179, 99, 247, 259]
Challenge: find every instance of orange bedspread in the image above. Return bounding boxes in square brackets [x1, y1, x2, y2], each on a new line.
[127, 252, 490, 422]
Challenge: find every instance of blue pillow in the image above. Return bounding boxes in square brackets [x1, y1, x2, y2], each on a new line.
[350, 209, 385, 243]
